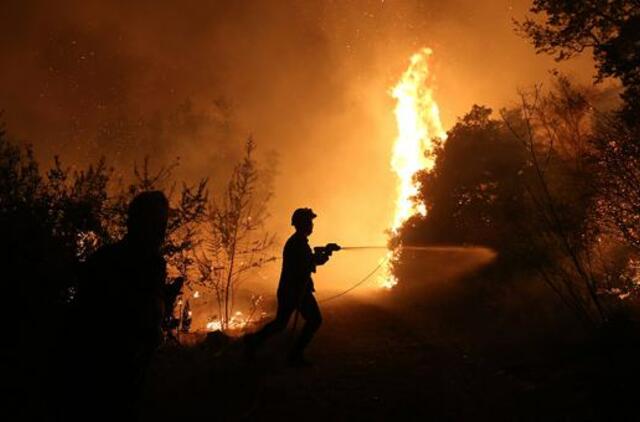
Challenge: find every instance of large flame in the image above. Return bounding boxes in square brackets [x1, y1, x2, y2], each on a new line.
[381, 48, 447, 288]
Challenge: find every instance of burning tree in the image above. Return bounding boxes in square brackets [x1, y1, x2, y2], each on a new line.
[398, 75, 633, 327]
[385, 48, 447, 288]
[197, 137, 275, 331]
[401, 104, 531, 253]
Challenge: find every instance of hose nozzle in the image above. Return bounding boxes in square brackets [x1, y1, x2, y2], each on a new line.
[314, 243, 342, 256]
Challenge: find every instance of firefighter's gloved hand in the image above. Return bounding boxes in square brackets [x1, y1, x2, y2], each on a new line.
[313, 246, 331, 264]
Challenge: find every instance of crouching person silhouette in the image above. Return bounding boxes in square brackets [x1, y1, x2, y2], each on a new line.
[245, 208, 336, 367]
[67, 191, 171, 421]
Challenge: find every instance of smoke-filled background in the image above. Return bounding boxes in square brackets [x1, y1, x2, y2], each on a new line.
[0, 0, 595, 290]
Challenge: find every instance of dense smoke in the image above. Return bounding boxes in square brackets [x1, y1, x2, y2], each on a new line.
[0, 0, 595, 268]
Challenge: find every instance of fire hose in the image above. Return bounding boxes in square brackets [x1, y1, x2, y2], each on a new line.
[318, 250, 391, 303]
[290, 244, 466, 331]
[314, 244, 446, 303]
[299, 244, 441, 303]
[290, 245, 391, 333]
[290, 244, 465, 325]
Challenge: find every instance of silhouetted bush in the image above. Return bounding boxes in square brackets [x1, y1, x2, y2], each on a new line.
[0, 126, 208, 352]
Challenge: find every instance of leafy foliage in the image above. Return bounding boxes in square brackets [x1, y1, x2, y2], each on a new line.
[517, 0, 640, 113]
[398, 105, 532, 258]
[0, 129, 209, 339]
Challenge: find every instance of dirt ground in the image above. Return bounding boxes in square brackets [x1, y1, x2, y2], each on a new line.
[141, 249, 640, 421]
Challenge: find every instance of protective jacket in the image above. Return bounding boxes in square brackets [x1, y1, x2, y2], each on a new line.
[277, 232, 324, 303]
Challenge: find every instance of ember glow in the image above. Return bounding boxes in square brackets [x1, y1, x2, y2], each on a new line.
[381, 48, 447, 288]
[205, 310, 267, 334]
[206, 312, 247, 332]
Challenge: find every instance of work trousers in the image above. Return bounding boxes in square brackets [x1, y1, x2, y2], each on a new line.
[252, 290, 322, 357]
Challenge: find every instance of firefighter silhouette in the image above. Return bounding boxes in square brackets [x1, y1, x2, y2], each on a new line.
[245, 208, 338, 367]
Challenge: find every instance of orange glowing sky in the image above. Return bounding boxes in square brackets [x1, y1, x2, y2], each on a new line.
[0, 0, 597, 271]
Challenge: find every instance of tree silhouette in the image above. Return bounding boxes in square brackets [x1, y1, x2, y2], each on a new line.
[517, 0, 640, 113]
[196, 137, 275, 331]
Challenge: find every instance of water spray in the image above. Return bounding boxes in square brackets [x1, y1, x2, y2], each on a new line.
[316, 244, 473, 253]
[313, 244, 480, 303]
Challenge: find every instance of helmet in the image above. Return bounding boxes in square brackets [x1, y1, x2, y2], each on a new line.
[291, 207, 317, 227]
